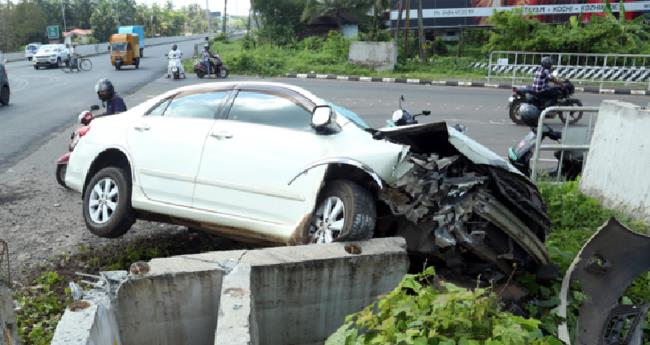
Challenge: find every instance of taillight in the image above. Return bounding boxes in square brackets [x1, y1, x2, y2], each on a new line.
[78, 126, 91, 137]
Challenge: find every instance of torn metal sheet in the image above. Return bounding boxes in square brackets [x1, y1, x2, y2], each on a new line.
[558, 219, 650, 345]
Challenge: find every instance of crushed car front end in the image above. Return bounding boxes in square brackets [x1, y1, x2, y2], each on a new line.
[371, 122, 550, 279]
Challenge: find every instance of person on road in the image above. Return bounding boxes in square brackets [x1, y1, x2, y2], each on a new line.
[202, 44, 221, 76]
[167, 44, 185, 78]
[95, 78, 126, 115]
[532, 56, 562, 104]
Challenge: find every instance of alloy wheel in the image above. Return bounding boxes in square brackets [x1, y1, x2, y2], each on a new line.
[311, 196, 345, 244]
[88, 177, 119, 224]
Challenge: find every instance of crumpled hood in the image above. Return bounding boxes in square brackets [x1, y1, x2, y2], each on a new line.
[378, 122, 522, 175]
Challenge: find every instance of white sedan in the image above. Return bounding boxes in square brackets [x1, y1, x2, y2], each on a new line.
[66, 81, 550, 276]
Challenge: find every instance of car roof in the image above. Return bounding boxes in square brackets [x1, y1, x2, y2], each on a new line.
[169, 81, 324, 104]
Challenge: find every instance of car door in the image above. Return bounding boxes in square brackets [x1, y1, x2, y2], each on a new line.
[193, 88, 331, 225]
[127, 89, 232, 207]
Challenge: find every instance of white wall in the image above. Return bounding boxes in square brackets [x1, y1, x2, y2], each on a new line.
[349, 41, 397, 72]
[580, 100, 650, 222]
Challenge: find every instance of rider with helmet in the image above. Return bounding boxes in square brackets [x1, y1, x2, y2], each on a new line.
[95, 78, 126, 115]
[202, 44, 222, 76]
[533, 56, 562, 105]
[167, 44, 185, 78]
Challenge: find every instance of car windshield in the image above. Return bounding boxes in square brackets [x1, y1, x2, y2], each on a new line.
[112, 43, 127, 51]
[27, 45, 39, 51]
[327, 102, 369, 129]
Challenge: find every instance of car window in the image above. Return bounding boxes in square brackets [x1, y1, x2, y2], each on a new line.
[162, 91, 230, 119]
[228, 91, 311, 129]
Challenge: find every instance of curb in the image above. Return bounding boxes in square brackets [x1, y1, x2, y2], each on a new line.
[285, 73, 649, 96]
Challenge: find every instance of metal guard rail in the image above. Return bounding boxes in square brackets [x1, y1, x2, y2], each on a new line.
[530, 106, 600, 181]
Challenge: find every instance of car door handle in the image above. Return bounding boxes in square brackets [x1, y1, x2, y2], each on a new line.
[210, 131, 233, 139]
[133, 124, 151, 132]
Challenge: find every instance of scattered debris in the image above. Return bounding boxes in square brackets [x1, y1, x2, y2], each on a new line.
[558, 219, 650, 345]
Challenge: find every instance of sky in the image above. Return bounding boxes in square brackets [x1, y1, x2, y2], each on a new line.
[137, 0, 251, 15]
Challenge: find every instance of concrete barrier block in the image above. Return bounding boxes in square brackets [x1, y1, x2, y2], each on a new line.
[214, 264, 258, 345]
[0, 285, 18, 345]
[349, 41, 397, 72]
[581, 100, 650, 222]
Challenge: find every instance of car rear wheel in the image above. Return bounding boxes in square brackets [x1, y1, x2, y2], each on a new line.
[0, 86, 9, 105]
[308, 180, 376, 244]
[83, 166, 135, 238]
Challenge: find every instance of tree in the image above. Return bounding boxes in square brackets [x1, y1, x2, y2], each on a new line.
[250, 0, 304, 45]
[90, 0, 117, 41]
[71, 0, 94, 29]
[9, 0, 48, 47]
[301, 0, 369, 28]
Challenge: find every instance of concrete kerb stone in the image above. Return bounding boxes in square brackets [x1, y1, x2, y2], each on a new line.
[284, 73, 650, 96]
[52, 238, 409, 345]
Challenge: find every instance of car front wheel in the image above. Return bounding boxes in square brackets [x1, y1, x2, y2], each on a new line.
[83, 167, 135, 238]
[308, 180, 376, 244]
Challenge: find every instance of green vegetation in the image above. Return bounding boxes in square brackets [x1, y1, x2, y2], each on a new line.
[485, 4, 650, 54]
[327, 181, 650, 345]
[326, 267, 562, 345]
[0, 0, 209, 52]
[185, 33, 483, 81]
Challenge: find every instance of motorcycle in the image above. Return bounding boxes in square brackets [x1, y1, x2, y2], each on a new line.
[388, 95, 467, 134]
[167, 54, 185, 80]
[507, 124, 583, 180]
[55, 105, 100, 188]
[508, 79, 583, 125]
[193, 57, 229, 79]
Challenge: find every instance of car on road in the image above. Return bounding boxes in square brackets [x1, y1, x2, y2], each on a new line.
[0, 62, 9, 106]
[24, 42, 41, 61]
[65, 81, 551, 277]
[32, 44, 69, 69]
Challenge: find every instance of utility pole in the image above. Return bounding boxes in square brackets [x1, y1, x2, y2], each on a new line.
[404, 0, 410, 57]
[60, 0, 67, 32]
[417, 0, 425, 62]
[222, 0, 227, 35]
[205, 0, 211, 33]
[394, 0, 403, 45]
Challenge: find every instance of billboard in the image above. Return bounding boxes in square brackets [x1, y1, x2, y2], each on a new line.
[390, 0, 650, 28]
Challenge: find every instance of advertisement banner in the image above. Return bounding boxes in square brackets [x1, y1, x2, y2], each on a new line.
[390, 0, 650, 28]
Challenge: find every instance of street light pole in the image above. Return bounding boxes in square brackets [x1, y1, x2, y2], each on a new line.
[60, 0, 67, 33]
[205, 0, 211, 33]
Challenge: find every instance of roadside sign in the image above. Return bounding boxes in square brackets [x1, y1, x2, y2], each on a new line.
[47, 25, 60, 39]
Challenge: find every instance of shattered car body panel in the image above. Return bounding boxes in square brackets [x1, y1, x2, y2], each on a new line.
[376, 122, 550, 276]
[558, 219, 650, 345]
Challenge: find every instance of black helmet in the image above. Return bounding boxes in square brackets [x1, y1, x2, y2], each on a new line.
[541, 56, 553, 70]
[520, 103, 541, 127]
[95, 78, 114, 102]
[172, 44, 177, 50]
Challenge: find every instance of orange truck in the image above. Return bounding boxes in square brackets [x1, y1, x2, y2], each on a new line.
[109, 33, 140, 70]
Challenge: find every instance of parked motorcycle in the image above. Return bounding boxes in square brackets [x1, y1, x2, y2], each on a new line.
[193, 58, 229, 79]
[167, 54, 185, 80]
[507, 124, 583, 180]
[56, 105, 100, 188]
[508, 79, 583, 125]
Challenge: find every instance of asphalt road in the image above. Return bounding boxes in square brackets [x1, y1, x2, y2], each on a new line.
[0, 37, 204, 172]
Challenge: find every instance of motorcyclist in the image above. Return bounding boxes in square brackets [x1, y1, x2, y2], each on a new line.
[533, 56, 562, 105]
[95, 78, 126, 115]
[202, 44, 221, 76]
[167, 44, 185, 78]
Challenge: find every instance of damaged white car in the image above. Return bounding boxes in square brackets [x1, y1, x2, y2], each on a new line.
[65, 82, 550, 277]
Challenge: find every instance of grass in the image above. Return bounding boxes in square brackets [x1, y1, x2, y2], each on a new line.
[183, 35, 486, 82]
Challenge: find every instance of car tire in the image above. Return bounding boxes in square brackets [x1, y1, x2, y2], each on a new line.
[509, 100, 525, 125]
[33, 65, 38, 70]
[0, 86, 9, 106]
[83, 166, 135, 238]
[308, 180, 376, 244]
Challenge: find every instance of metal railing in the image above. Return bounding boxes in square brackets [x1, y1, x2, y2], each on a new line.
[530, 106, 600, 182]
[487, 51, 650, 90]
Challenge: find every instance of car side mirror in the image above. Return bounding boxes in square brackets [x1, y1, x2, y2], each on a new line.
[90, 105, 100, 111]
[311, 105, 339, 134]
[422, 110, 431, 116]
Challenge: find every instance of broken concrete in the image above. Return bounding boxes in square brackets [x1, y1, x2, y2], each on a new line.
[52, 238, 408, 345]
